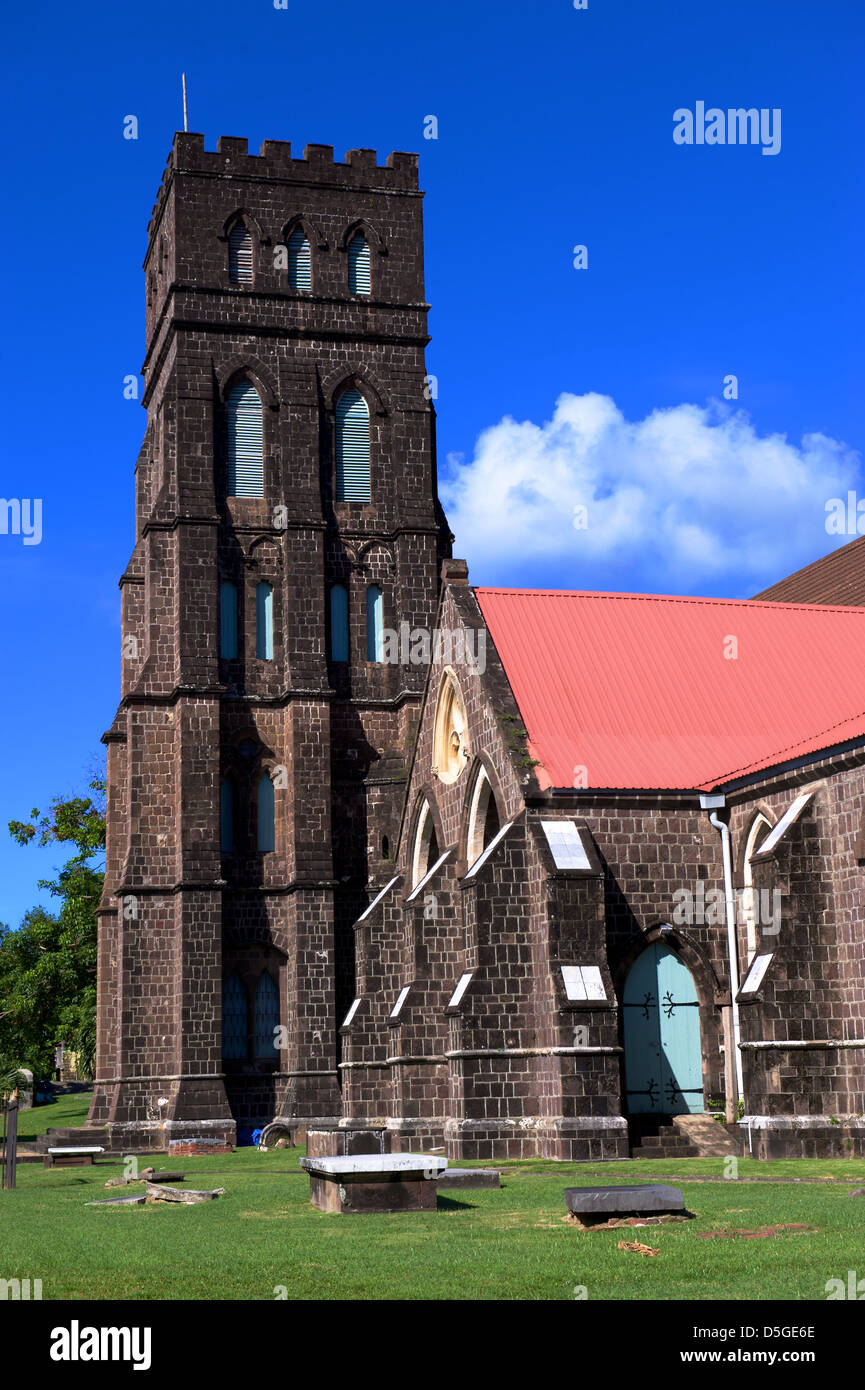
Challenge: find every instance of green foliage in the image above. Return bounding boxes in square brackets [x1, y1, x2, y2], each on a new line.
[496, 711, 542, 772]
[1, 773, 105, 1078]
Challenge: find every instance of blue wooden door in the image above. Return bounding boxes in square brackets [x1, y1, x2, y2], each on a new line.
[623, 943, 704, 1114]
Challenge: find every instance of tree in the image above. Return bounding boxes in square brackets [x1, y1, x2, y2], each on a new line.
[1, 773, 105, 1079]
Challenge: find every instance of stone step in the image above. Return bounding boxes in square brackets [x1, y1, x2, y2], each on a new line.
[631, 1147, 700, 1159]
[32, 1125, 110, 1154]
[629, 1121, 700, 1159]
[672, 1113, 739, 1157]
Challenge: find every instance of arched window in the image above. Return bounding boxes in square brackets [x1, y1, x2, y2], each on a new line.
[254, 971, 280, 1058]
[226, 381, 264, 498]
[219, 580, 239, 659]
[366, 586, 383, 662]
[432, 670, 469, 784]
[329, 584, 349, 662]
[466, 768, 500, 867]
[228, 223, 253, 284]
[256, 582, 273, 660]
[287, 227, 311, 290]
[222, 972, 248, 1060]
[335, 389, 371, 502]
[743, 814, 772, 964]
[257, 772, 275, 853]
[347, 233, 371, 295]
[220, 777, 235, 853]
[411, 800, 440, 889]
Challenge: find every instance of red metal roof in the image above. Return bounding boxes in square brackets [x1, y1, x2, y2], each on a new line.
[475, 588, 865, 791]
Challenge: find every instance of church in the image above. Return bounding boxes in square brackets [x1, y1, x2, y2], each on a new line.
[88, 132, 865, 1162]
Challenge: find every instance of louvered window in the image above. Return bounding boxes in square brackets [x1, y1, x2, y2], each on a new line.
[329, 584, 349, 662]
[366, 586, 384, 662]
[348, 233, 371, 295]
[228, 224, 253, 284]
[256, 582, 273, 660]
[335, 390, 371, 502]
[257, 773, 275, 853]
[287, 227, 312, 290]
[219, 581, 238, 659]
[227, 382, 264, 497]
[222, 973, 248, 1060]
[220, 778, 235, 853]
[254, 971, 279, 1058]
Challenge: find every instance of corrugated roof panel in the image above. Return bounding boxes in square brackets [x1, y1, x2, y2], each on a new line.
[475, 588, 865, 791]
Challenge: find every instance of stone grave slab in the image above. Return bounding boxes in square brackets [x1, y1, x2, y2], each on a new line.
[565, 1183, 684, 1223]
[437, 1168, 501, 1190]
[301, 1153, 447, 1213]
[44, 1147, 104, 1168]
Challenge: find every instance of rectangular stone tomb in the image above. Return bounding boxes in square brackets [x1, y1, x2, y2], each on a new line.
[437, 1168, 501, 1190]
[300, 1154, 448, 1213]
[565, 1184, 684, 1217]
[44, 1147, 105, 1168]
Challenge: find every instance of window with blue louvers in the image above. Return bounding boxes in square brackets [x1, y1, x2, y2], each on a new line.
[366, 586, 384, 662]
[256, 583, 273, 660]
[227, 382, 264, 497]
[329, 584, 349, 661]
[335, 390, 371, 502]
[228, 223, 253, 284]
[287, 227, 312, 290]
[219, 581, 238, 659]
[222, 973, 248, 1060]
[254, 972, 279, 1058]
[257, 773, 275, 853]
[347, 233, 371, 295]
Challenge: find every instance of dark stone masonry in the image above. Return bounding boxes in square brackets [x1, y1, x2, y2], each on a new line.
[89, 133, 865, 1161]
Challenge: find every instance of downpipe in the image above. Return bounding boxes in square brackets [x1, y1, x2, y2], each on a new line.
[701, 796, 745, 1125]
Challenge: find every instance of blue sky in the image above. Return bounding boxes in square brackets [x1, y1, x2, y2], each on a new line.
[1, 0, 863, 924]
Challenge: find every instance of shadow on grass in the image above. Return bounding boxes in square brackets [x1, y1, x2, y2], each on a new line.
[436, 1195, 476, 1211]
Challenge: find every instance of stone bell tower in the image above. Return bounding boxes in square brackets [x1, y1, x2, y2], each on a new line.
[89, 132, 451, 1150]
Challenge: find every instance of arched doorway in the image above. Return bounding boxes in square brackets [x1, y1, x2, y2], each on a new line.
[622, 941, 704, 1114]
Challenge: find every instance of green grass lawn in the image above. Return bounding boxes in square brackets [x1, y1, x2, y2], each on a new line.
[4, 1098, 864, 1301]
[12, 1090, 94, 1139]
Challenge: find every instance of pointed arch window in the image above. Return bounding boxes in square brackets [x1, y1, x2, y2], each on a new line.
[347, 233, 371, 295]
[219, 580, 239, 659]
[335, 390, 371, 502]
[220, 777, 235, 854]
[257, 773, 275, 853]
[466, 768, 501, 867]
[256, 582, 273, 660]
[226, 381, 264, 498]
[228, 223, 253, 284]
[411, 800, 440, 889]
[254, 971, 280, 1058]
[222, 973, 248, 1060]
[366, 586, 384, 662]
[329, 584, 349, 661]
[744, 814, 773, 964]
[432, 670, 469, 784]
[287, 227, 312, 290]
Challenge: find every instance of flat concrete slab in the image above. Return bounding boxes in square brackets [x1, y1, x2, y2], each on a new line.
[302, 1154, 447, 1178]
[565, 1184, 685, 1215]
[437, 1168, 500, 1190]
[47, 1147, 104, 1154]
[86, 1195, 147, 1207]
[300, 1152, 447, 1213]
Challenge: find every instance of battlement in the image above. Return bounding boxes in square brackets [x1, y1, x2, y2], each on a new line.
[148, 132, 420, 240]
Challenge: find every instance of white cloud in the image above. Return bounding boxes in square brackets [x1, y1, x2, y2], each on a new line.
[441, 393, 862, 594]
